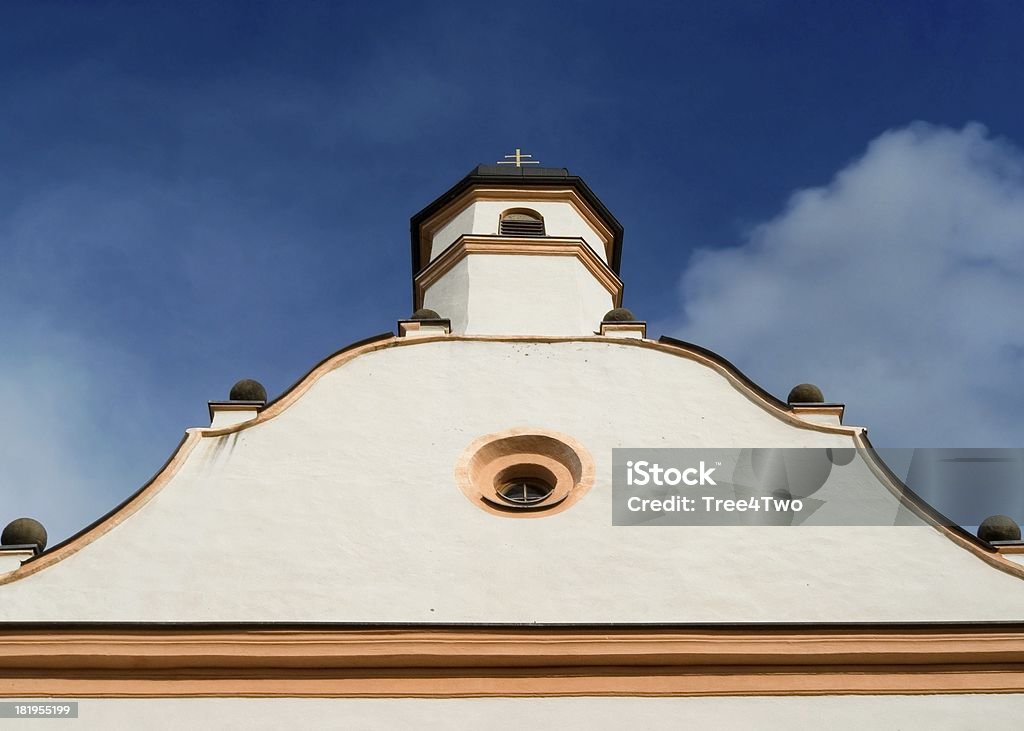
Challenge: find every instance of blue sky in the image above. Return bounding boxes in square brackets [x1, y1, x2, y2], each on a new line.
[3, 1, 1024, 542]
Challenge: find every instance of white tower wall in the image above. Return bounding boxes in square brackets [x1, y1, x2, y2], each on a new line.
[419, 197, 621, 335]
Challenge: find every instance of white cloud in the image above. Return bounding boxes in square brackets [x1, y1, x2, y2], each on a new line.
[673, 122, 1024, 447]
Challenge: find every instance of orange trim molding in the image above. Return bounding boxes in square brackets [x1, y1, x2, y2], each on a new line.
[414, 234, 624, 310]
[453, 427, 596, 518]
[1, 626, 1024, 698]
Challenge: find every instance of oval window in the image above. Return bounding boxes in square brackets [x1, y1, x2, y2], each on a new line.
[497, 477, 555, 505]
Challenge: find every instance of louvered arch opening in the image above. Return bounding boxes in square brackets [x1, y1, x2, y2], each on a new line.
[499, 209, 546, 237]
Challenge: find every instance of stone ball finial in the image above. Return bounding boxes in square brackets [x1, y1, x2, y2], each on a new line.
[229, 379, 267, 402]
[603, 308, 636, 322]
[2, 517, 47, 552]
[411, 308, 440, 320]
[978, 514, 1022, 543]
[787, 383, 825, 404]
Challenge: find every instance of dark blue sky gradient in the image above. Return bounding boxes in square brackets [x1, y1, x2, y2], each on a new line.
[2, 1, 1024, 540]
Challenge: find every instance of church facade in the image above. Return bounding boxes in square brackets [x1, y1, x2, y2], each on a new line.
[1, 162, 1023, 727]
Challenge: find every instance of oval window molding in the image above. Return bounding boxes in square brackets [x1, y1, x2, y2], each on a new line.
[454, 428, 595, 518]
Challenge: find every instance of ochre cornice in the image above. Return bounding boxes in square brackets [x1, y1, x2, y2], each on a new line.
[0, 625, 1023, 697]
[413, 234, 624, 309]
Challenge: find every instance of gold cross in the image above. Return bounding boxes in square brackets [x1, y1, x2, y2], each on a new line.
[496, 148, 540, 167]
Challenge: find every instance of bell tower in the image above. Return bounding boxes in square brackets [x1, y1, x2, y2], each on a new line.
[409, 152, 625, 335]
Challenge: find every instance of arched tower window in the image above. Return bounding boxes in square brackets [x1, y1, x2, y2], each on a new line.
[499, 209, 545, 237]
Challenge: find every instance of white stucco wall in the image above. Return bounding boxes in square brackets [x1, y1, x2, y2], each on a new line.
[422, 254, 615, 334]
[11, 695, 1024, 730]
[429, 200, 607, 262]
[0, 549, 32, 573]
[420, 256, 471, 333]
[428, 202, 477, 260]
[1, 338, 1022, 622]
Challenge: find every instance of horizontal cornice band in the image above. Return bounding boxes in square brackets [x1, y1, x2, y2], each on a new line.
[414, 235, 624, 309]
[0, 626, 1023, 697]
